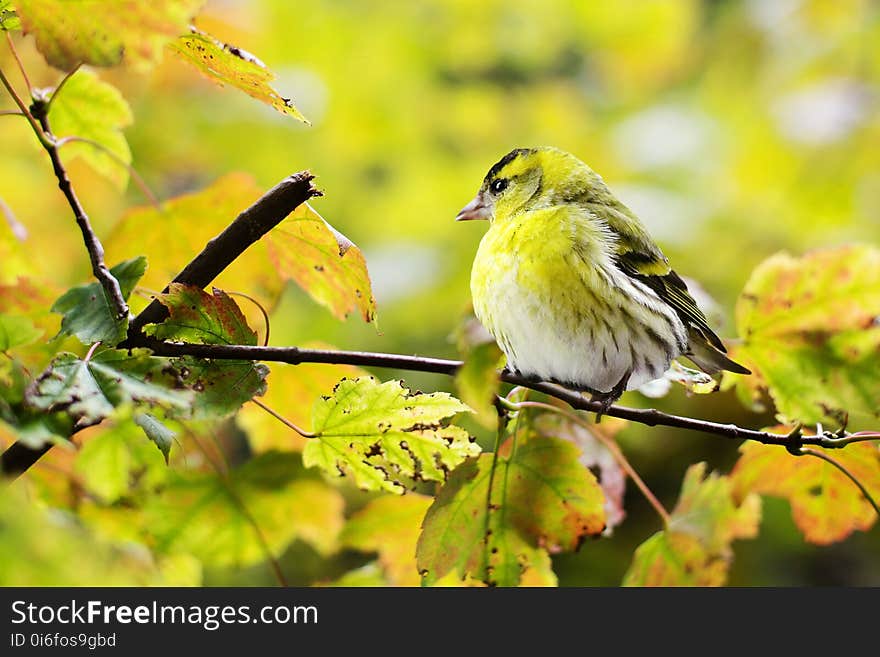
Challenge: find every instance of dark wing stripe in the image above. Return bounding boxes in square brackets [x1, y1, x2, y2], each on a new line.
[614, 256, 727, 352]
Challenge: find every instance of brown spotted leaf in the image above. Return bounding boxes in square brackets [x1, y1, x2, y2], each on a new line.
[16, 0, 203, 70]
[303, 377, 478, 493]
[0, 0, 20, 31]
[623, 463, 760, 587]
[265, 202, 377, 323]
[417, 434, 605, 587]
[169, 28, 308, 122]
[145, 284, 256, 346]
[732, 436, 880, 545]
[145, 284, 267, 419]
[728, 246, 880, 424]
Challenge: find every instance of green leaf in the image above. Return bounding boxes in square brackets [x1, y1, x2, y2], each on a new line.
[728, 245, 880, 424]
[145, 284, 257, 345]
[325, 562, 390, 587]
[25, 348, 192, 425]
[265, 202, 377, 323]
[454, 342, 503, 429]
[623, 531, 726, 587]
[0, 313, 42, 350]
[74, 420, 170, 503]
[0, 415, 71, 449]
[51, 257, 146, 346]
[169, 28, 308, 123]
[15, 0, 203, 70]
[146, 284, 268, 419]
[0, 0, 20, 31]
[623, 463, 761, 587]
[0, 487, 169, 585]
[167, 356, 268, 419]
[417, 434, 606, 586]
[48, 69, 133, 188]
[146, 451, 345, 568]
[341, 493, 433, 586]
[133, 412, 175, 465]
[732, 436, 880, 545]
[303, 377, 479, 493]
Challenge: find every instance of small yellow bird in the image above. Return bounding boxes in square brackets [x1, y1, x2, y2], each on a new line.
[457, 147, 749, 411]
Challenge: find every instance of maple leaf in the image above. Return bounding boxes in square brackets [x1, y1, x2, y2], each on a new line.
[732, 437, 880, 545]
[303, 377, 478, 493]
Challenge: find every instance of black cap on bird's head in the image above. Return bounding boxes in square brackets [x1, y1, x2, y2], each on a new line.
[455, 147, 541, 222]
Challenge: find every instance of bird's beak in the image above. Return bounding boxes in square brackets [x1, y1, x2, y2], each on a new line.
[455, 193, 492, 222]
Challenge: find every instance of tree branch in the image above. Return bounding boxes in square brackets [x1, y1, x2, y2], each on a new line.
[122, 171, 322, 343]
[121, 340, 876, 450]
[2, 171, 322, 479]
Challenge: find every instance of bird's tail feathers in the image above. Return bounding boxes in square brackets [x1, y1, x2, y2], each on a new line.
[686, 327, 751, 375]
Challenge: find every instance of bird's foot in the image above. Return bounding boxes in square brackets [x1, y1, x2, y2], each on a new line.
[590, 371, 631, 422]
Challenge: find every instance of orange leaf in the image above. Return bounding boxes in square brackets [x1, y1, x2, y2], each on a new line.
[732, 437, 880, 545]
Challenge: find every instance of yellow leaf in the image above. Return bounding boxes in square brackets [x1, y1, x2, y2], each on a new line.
[341, 493, 433, 586]
[265, 203, 377, 323]
[169, 29, 308, 122]
[16, 0, 203, 70]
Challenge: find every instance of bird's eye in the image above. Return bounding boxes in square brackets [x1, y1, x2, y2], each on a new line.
[490, 178, 509, 194]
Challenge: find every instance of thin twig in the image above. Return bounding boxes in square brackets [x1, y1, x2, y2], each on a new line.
[125, 340, 880, 451]
[227, 291, 271, 346]
[510, 399, 671, 525]
[251, 398, 315, 438]
[188, 430, 288, 586]
[56, 136, 161, 208]
[798, 447, 880, 519]
[5, 32, 32, 93]
[44, 62, 82, 115]
[26, 99, 129, 320]
[0, 194, 27, 240]
[0, 65, 50, 146]
[0, 109, 24, 117]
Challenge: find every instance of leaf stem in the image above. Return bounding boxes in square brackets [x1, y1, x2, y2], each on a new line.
[797, 447, 880, 519]
[83, 341, 102, 363]
[55, 136, 161, 208]
[226, 291, 271, 346]
[45, 62, 82, 115]
[5, 32, 32, 93]
[250, 398, 316, 438]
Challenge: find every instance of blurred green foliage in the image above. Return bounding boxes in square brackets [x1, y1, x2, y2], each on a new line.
[2, 0, 879, 585]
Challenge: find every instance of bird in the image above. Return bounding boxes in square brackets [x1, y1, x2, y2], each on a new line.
[457, 146, 749, 415]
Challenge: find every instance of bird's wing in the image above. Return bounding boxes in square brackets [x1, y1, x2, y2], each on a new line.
[589, 201, 728, 353]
